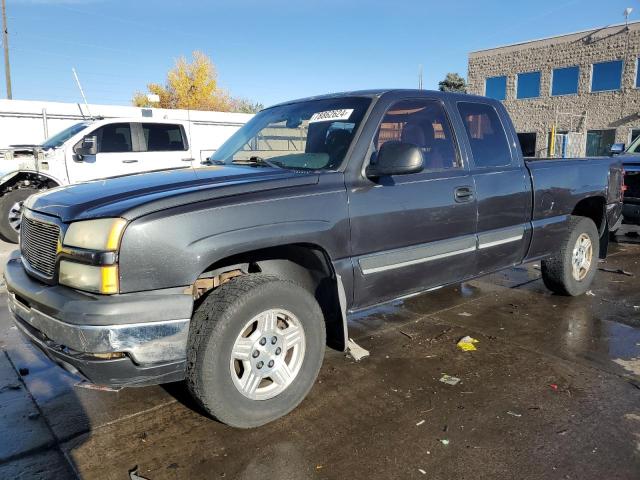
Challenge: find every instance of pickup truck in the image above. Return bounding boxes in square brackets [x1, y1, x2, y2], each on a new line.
[0, 117, 246, 243]
[5, 90, 623, 428]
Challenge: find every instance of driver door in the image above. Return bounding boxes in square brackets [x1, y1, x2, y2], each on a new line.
[348, 97, 478, 308]
[68, 123, 145, 183]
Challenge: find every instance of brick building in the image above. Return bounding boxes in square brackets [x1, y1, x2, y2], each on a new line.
[467, 21, 640, 157]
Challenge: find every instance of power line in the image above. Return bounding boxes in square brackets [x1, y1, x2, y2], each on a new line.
[56, 4, 214, 43]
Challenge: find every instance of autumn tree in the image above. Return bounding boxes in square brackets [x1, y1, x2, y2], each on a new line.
[438, 73, 467, 93]
[132, 51, 262, 113]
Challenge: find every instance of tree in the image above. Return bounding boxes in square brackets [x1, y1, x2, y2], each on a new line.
[438, 73, 467, 93]
[132, 51, 262, 113]
[229, 98, 264, 113]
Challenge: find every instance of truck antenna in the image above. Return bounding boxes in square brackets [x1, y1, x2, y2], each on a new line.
[72, 67, 92, 119]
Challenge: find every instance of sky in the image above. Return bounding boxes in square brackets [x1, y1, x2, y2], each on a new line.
[2, 0, 638, 107]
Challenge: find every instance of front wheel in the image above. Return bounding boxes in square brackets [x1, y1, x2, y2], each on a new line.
[186, 274, 326, 428]
[541, 216, 599, 296]
[0, 188, 40, 243]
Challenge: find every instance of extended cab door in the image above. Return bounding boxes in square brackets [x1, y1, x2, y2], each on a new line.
[68, 122, 146, 183]
[455, 100, 531, 274]
[132, 123, 193, 172]
[348, 96, 478, 309]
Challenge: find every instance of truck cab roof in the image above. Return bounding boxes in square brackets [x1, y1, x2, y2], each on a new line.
[270, 88, 491, 108]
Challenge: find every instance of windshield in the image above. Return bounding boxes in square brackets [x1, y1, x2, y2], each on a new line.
[41, 122, 91, 150]
[211, 97, 371, 170]
[627, 135, 640, 154]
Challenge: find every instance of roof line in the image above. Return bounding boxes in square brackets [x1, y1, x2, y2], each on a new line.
[469, 20, 640, 54]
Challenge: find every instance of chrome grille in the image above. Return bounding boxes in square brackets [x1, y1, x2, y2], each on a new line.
[20, 215, 60, 278]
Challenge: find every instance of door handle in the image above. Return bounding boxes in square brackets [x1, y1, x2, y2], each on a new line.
[454, 186, 474, 203]
[181, 157, 195, 162]
[122, 159, 138, 163]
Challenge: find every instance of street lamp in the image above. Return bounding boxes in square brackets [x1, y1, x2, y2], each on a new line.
[624, 7, 633, 28]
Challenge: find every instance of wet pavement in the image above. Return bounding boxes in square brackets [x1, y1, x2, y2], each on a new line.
[0, 229, 639, 479]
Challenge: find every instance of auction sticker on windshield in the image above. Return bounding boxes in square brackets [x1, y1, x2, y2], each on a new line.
[309, 109, 354, 123]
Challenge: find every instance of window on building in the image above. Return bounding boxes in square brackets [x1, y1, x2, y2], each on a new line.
[516, 71, 541, 99]
[485, 76, 507, 100]
[586, 129, 616, 156]
[631, 128, 640, 144]
[517, 133, 537, 157]
[457, 102, 512, 167]
[591, 60, 623, 92]
[636, 59, 640, 88]
[551, 66, 579, 96]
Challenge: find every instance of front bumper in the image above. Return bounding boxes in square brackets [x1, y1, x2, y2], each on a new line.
[5, 254, 194, 387]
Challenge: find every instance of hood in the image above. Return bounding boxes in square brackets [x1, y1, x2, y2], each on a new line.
[620, 154, 640, 169]
[26, 166, 318, 222]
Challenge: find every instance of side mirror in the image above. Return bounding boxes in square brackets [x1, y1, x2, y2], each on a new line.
[73, 135, 98, 157]
[366, 142, 424, 178]
[610, 143, 625, 155]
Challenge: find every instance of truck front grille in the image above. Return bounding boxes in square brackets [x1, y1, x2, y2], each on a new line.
[20, 215, 60, 278]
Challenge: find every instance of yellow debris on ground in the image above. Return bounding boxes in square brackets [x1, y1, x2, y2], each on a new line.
[457, 336, 479, 351]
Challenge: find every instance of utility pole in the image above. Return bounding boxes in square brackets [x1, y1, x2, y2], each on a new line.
[1, 0, 11, 99]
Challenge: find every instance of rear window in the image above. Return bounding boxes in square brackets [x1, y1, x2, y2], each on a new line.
[457, 102, 512, 168]
[142, 124, 186, 151]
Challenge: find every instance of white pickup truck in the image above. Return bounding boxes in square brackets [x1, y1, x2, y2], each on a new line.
[0, 117, 236, 242]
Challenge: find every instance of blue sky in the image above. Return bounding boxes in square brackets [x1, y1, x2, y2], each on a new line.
[3, 0, 638, 107]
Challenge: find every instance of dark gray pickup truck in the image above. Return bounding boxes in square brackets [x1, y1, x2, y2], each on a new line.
[5, 90, 623, 427]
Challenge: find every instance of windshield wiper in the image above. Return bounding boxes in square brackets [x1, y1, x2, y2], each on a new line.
[233, 156, 283, 169]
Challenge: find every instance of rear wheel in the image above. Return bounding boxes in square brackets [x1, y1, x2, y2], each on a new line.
[186, 274, 325, 428]
[541, 216, 599, 296]
[0, 188, 39, 243]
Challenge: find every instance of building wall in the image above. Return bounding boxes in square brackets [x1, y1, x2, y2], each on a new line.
[467, 22, 640, 157]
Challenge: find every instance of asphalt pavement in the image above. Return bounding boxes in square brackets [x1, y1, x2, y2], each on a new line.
[0, 229, 639, 479]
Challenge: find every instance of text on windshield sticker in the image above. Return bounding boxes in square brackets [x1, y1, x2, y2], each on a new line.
[309, 109, 354, 123]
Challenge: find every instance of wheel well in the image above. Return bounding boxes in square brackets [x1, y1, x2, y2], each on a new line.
[194, 244, 346, 352]
[571, 196, 609, 258]
[0, 172, 59, 195]
[572, 196, 606, 233]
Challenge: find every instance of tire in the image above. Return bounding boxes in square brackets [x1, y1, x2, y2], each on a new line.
[186, 274, 326, 428]
[541, 215, 599, 296]
[0, 188, 39, 243]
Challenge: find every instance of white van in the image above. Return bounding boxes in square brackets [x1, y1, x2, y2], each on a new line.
[0, 117, 245, 242]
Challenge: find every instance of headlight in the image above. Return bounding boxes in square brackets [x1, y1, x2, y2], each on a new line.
[64, 218, 127, 250]
[59, 261, 119, 294]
